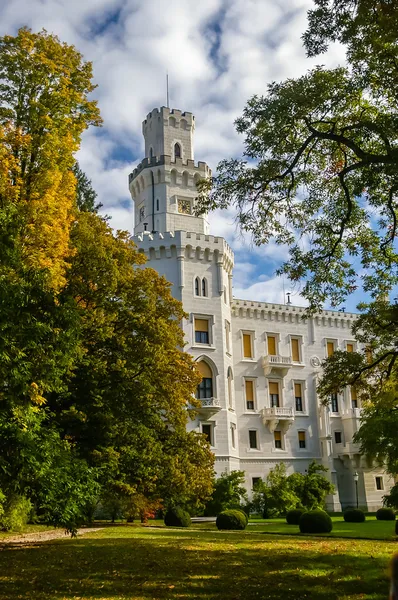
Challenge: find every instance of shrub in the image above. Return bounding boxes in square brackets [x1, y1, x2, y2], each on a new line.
[299, 509, 333, 534]
[343, 508, 365, 523]
[395, 520, 398, 536]
[0, 495, 32, 531]
[376, 507, 396, 521]
[216, 509, 247, 530]
[164, 507, 191, 527]
[286, 508, 304, 525]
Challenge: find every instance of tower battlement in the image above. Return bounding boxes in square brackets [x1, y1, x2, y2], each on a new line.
[143, 107, 195, 131]
[129, 155, 210, 184]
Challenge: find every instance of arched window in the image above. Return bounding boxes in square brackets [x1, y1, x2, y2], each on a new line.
[180, 119, 187, 130]
[195, 277, 200, 296]
[157, 169, 161, 184]
[169, 116, 176, 128]
[202, 278, 207, 297]
[196, 361, 213, 399]
[174, 143, 181, 159]
[227, 367, 233, 408]
[149, 147, 153, 159]
[156, 198, 159, 211]
[170, 169, 177, 185]
[182, 171, 189, 186]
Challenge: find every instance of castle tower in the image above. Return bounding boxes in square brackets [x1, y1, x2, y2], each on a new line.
[128, 107, 210, 236]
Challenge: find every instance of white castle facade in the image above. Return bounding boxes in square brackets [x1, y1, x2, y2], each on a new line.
[129, 106, 393, 511]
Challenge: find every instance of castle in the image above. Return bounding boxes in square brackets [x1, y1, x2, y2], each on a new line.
[129, 106, 392, 511]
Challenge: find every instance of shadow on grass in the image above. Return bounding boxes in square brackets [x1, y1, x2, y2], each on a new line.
[0, 526, 394, 600]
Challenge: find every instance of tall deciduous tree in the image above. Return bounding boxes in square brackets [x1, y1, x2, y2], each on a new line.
[196, 1, 398, 481]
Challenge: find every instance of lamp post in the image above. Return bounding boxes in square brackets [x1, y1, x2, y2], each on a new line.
[353, 471, 359, 509]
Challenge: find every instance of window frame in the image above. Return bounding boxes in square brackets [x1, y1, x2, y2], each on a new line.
[194, 277, 200, 297]
[298, 430, 306, 449]
[293, 380, 305, 413]
[334, 431, 342, 444]
[375, 476, 384, 491]
[193, 315, 213, 346]
[268, 380, 281, 408]
[265, 332, 279, 357]
[330, 392, 339, 413]
[325, 338, 338, 358]
[252, 477, 261, 490]
[201, 423, 214, 446]
[248, 429, 258, 450]
[241, 330, 255, 360]
[274, 430, 283, 450]
[290, 335, 302, 363]
[244, 378, 256, 412]
[227, 366, 234, 409]
[196, 377, 213, 399]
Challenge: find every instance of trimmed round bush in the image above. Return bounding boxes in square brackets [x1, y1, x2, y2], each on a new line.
[299, 510, 333, 534]
[164, 507, 191, 527]
[343, 508, 366, 523]
[376, 507, 396, 521]
[216, 509, 247, 530]
[286, 509, 304, 525]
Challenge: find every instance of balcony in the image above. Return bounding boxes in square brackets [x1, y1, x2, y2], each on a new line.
[261, 406, 294, 432]
[338, 441, 361, 460]
[195, 397, 221, 419]
[262, 354, 293, 377]
[342, 408, 363, 420]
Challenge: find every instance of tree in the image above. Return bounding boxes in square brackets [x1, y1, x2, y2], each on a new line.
[73, 162, 102, 213]
[196, 2, 398, 478]
[252, 464, 300, 517]
[288, 461, 335, 510]
[204, 471, 247, 516]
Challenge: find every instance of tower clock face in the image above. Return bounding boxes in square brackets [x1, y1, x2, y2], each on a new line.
[178, 198, 192, 214]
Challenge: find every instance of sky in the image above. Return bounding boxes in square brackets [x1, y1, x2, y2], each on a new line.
[0, 0, 350, 308]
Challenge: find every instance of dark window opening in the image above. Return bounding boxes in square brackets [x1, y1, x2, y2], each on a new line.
[202, 424, 213, 445]
[195, 330, 209, 344]
[197, 378, 213, 399]
[195, 277, 200, 296]
[270, 394, 279, 408]
[174, 143, 181, 159]
[376, 476, 383, 490]
[334, 431, 342, 444]
[331, 393, 339, 413]
[252, 477, 261, 489]
[202, 279, 207, 296]
[249, 430, 258, 449]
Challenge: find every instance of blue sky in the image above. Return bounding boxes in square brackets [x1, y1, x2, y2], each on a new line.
[0, 0, 356, 309]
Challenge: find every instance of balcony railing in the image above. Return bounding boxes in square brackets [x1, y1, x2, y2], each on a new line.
[262, 406, 294, 419]
[262, 354, 294, 376]
[342, 408, 363, 419]
[261, 406, 294, 432]
[195, 397, 221, 418]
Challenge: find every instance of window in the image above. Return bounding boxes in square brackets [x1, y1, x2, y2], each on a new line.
[139, 205, 145, 222]
[202, 278, 207, 297]
[269, 381, 279, 407]
[351, 386, 358, 409]
[267, 335, 277, 356]
[195, 277, 200, 296]
[375, 476, 384, 491]
[202, 423, 213, 446]
[274, 430, 282, 449]
[156, 198, 159, 211]
[196, 362, 213, 399]
[174, 143, 181, 159]
[295, 383, 303, 412]
[327, 341, 335, 357]
[195, 318, 209, 344]
[242, 333, 253, 359]
[252, 477, 261, 489]
[298, 431, 306, 449]
[291, 338, 300, 362]
[346, 343, 354, 353]
[225, 320, 231, 354]
[331, 393, 339, 413]
[334, 431, 342, 444]
[245, 379, 255, 411]
[249, 430, 258, 449]
[230, 423, 236, 448]
[227, 367, 233, 408]
[149, 147, 153, 159]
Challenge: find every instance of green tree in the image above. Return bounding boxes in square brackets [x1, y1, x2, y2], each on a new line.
[73, 162, 102, 213]
[252, 464, 300, 517]
[196, 1, 398, 479]
[204, 471, 247, 516]
[288, 461, 335, 510]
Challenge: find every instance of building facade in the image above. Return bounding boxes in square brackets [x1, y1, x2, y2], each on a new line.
[129, 106, 393, 511]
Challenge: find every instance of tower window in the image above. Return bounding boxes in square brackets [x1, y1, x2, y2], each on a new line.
[156, 198, 159, 211]
[194, 318, 210, 344]
[202, 278, 207, 297]
[375, 476, 383, 490]
[195, 277, 200, 296]
[174, 143, 181, 159]
[149, 147, 153, 159]
[334, 431, 342, 444]
[202, 423, 213, 446]
[196, 361, 213, 399]
[267, 335, 277, 356]
[331, 393, 339, 413]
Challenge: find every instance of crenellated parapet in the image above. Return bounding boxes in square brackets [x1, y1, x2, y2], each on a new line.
[133, 230, 234, 273]
[231, 298, 356, 328]
[142, 106, 195, 131]
[129, 155, 210, 186]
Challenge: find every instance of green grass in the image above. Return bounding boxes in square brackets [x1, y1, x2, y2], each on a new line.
[0, 524, 397, 599]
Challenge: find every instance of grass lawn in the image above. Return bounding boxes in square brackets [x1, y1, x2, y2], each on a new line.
[1, 524, 397, 599]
